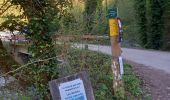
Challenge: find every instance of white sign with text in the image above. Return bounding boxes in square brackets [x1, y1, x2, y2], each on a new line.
[59, 78, 87, 100]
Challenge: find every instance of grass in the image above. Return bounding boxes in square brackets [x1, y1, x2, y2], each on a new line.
[66, 49, 142, 99]
[123, 64, 142, 99]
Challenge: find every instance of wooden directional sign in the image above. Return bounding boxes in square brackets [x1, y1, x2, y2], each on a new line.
[49, 71, 95, 100]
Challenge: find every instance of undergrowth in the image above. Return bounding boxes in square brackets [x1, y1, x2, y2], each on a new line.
[0, 48, 142, 99]
[65, 49, 142, 100]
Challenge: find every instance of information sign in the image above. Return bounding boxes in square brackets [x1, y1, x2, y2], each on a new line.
[59, 79, 87, 100]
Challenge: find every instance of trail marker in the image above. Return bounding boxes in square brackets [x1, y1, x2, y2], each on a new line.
[108, 7, 124, 97]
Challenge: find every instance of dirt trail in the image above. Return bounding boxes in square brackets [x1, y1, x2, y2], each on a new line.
[127, 60, 170, 100]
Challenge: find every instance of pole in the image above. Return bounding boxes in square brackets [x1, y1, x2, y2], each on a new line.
[108, 13, 124, 98]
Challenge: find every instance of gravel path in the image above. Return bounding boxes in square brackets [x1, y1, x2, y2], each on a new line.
[82, 44, 170, 74]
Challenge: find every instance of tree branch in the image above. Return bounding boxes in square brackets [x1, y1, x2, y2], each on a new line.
[0, 0, 10, 8]
[0, 4, 13, 15]
[2, 56, 59, 76]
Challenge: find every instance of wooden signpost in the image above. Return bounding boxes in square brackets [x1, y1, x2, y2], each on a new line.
[49, 71, 95, 100]
[108, 8, 124, 96]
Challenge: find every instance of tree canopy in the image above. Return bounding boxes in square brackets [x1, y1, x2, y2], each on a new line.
[0, 0, 73, 98]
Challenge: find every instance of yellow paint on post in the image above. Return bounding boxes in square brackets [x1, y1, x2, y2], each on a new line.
[109, 19, 119, 36]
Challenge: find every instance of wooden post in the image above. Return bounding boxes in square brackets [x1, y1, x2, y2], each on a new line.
[110, 36, 122, 94]
[109, 17, 124, 97]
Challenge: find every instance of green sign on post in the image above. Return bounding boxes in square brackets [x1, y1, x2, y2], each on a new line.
[108, 8, 117, 18]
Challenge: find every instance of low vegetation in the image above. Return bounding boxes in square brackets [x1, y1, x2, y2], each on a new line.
[0, 46, 143, 99]
[66, 49, 142, 99]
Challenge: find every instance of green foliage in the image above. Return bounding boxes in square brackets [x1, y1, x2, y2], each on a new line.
[58, 0, 108, 36]
[58, 0, 107, 36]
[67, 49, 114, 99]
[123, 64, 142, 97]
[0, 14, 26, 32]
[117, 0, 169, 50]
[58, 14, 76, 35]
[92, 0, 108, 35]
[66, 49, 142, 99]
[84, 0, 98, 15]
[16, 93, 31, 100]
[162, 0, 170, 50]
[134, 0, 166, 49]
[147, 0, 164, 49]
[24, 16, 58, 99]
[84, 0, 98, 32]
[26, 18, 58, 97]
[134, 0, 148, 47]
[0, 0, 73, 98]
